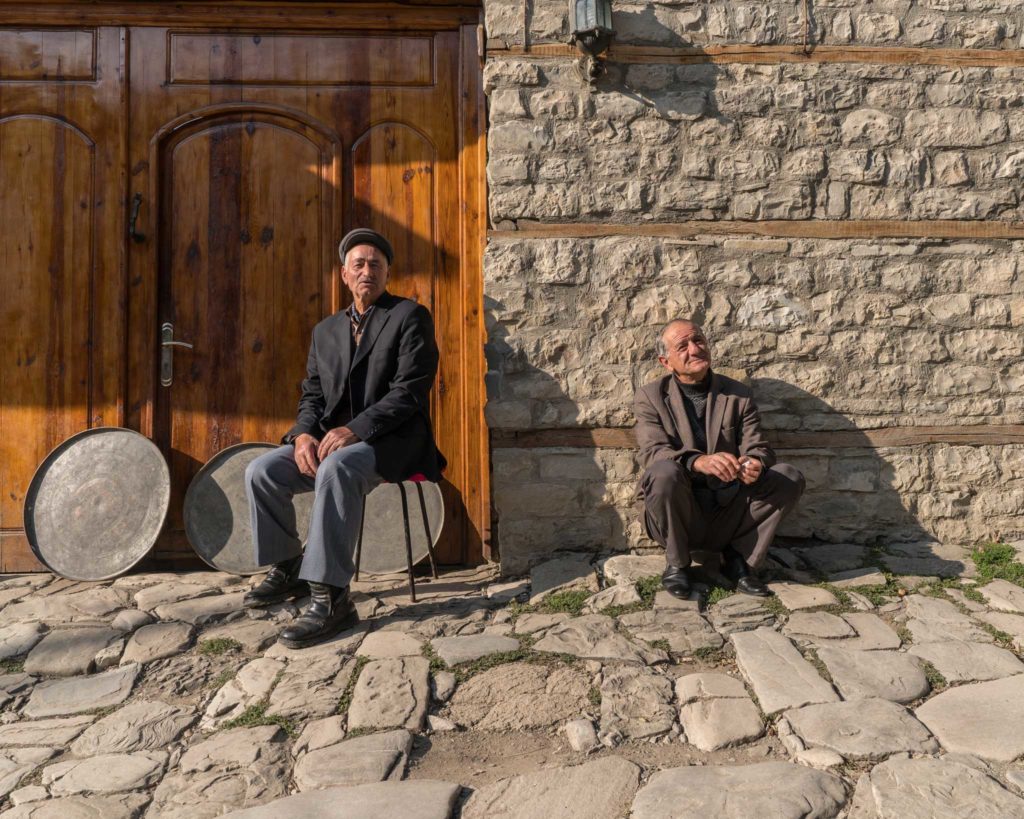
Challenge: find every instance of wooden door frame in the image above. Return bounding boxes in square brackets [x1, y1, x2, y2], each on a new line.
[0, 3, 492, 567]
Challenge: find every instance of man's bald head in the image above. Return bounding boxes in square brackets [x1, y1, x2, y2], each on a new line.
[656, 319, 711, 384]
[656, 319, 702, 357]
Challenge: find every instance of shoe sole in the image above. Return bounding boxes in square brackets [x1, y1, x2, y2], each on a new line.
[277, 612, 360, 649]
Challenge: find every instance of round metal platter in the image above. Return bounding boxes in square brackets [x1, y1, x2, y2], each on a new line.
[184, 443, 313, 576]
[24, 427, 171, 581]
[359, 480, 444, 575]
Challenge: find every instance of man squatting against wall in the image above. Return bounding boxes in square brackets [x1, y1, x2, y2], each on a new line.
[634, 320, 806, 604]
[242, 229, 446, 649]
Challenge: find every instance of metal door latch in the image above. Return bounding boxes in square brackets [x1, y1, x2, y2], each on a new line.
[160, 322, 193, 387]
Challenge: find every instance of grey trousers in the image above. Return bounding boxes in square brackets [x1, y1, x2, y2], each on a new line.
[641, 460, 805, 570]
[245, 443, 383, 588]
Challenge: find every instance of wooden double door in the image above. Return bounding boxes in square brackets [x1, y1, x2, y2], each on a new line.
[0, 8, 487, 572]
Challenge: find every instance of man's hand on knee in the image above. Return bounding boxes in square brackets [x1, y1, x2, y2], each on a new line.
[692, 452, 742, 483]
[294, 433, 320, 477]
[316, 426, 361, 462]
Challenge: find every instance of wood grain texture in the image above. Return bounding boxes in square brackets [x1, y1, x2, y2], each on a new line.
[490, 42, 1024, 69]
[0, 26, 126, 573]
[0, 3, 479, 30]
[127, 23, 485, 566]
[0, 28, 95, 80]
[490, 220, 1024, 241]
[491, 426, 1024, 450]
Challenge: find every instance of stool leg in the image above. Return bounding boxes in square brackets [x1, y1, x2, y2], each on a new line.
[354, 495, 366, 582]
[398, 482, 416, 603]
[416, 482, 439, 579]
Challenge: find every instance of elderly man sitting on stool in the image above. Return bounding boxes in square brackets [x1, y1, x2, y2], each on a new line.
[633, 319, 805, 603]
[243, 228, 446, 648]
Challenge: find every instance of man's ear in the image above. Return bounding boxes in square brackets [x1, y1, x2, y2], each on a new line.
[657, 354, 670, 370]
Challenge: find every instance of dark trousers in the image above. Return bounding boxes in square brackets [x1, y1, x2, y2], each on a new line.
[641, 460, 805, 569]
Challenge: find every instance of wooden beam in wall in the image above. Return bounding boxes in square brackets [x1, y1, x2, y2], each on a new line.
[492, 426, 1024, 450]
[489, 42, 1024, 69]
[489, 220, 1024, 242]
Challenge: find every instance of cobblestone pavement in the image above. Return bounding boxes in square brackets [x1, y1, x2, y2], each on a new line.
[0, 543, 1023, 817]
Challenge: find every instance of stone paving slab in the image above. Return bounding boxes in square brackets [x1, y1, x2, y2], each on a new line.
[618, 608, 723, 654]
[533, 614, 668, 665]
[446, 663, 591, 731]
[529, 554, 599, 604]
[915, 674, 1024, 762]
[781, 698, 939, 760]
[979, 579, 1024, 613]
[24, 663, 140, 718]
[708, 595, 776, 634]
[0, 623, 47, 659]
[200, 620, 279, 653]
[848, 755, 1024, 818]
[347, 657, 430, 732]
[812, 612, 903, 651]
[784, 611, 856, 640]
[357, 630, 425, 659]
[121, 622, 194, 665]
[1, 792, 152, 818]
[880, 541, 973, 578]
[223, 780, 462, 819]
[599, 555, 663, 586]
[583, 584, 642, 613]
[266, 655, 354, 720]
[462, 757, 640, 819]
[767, 582, 839, 610]
[430, 634, 519, 666]
[674, 672, 748, 704]
[293, 729, 412, 790]
[679, 697, 764, 751]
[798, 544, 870, 574]
[816, 647, 930, 703]
[71, 699, 195, 755]
[42, 751, 166, 796]
[134, 581, 217, 612]
[153, 591, 248, 625]
[292, 715, 346, 756]
[630, 761, 847, 819]
[203, 658, 284, 729]
[0, 748, 57, 798]
[901, 595, 993, 645]
[24, 626, 120, 676]
[0, 715, 94, 747]
[512, 612, 569, 635]
[600, 666, 675, 740]
[827, 568, 888, 587]
[731, 628, 839, 715]
[976, 611, 1024, 650]
[908, 640, 1024, 683]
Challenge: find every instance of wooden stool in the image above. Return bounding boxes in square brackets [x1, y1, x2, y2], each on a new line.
[354, 474, 439, 602]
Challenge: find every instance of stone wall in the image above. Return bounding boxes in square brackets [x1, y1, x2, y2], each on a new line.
[482, 0, 1024, 574]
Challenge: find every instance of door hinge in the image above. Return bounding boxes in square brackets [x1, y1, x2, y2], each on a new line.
[477, 24, 485, 59]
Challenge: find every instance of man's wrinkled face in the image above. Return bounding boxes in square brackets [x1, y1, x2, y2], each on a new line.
[659, 321, 712, 382]
[342, 244, 389, 305]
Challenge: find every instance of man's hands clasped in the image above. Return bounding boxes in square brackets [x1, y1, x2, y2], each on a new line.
[293, 427, 361, 477]
[692, 453, 763, 485]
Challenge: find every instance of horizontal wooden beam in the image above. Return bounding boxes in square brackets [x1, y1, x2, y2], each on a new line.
[492, 425, 1024, 450]
[489, 42, 1024, 69]
[489, 220, 1024, 242]
[0, 2, 480, 29]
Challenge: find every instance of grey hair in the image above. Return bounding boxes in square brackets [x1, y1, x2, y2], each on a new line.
[655, 318, 700, 357]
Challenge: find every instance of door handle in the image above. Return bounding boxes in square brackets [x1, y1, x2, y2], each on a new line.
[129, 193, 146, 243]
[160, 322, 193, 387]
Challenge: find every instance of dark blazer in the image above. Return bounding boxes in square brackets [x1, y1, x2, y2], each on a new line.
[284, 291, 447, 482]
[633, 371, 775, 473]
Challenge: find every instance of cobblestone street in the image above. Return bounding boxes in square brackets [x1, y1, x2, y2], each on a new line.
[0, 543, 1022, 816]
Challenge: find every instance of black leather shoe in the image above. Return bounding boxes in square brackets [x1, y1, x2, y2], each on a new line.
[662, 564, 693, 600]
[722, 547, 772, 597]
[278, 583, 359, 649]
[243, 556, 305, 608]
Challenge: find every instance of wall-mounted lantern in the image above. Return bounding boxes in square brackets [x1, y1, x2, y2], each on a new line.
[569, 0, 615, 84]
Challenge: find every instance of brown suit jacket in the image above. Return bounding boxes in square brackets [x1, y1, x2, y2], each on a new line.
[633, 371, 775, 473]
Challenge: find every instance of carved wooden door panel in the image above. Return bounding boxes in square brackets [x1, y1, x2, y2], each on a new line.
[127, 27, 480, 565]
[0, 28, 126, 571]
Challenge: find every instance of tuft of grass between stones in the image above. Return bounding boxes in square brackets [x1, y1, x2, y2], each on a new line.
[538, 589, 592, 616]
[706, 586, 734, 606]
[588, 686, 602, 708]
[423, 634, 576, 684]
[815, 583, 852, 609]
[895, 623, 914, 646]
[635, 575, 661, 607]
[847, 572, 903, 607]
[760, 595, 789, 619]
[802, 649, 832, 684]
[0, 658, 25, 674]
[209, 668, 237, 690]
[919, 660, 947, 692]
[979, 622, 1015, 650]
[646, 638, 671, 652]
[691, 644, 725, 664]
[198, 638, 243, 656]
[336, 655, 370, 717]
[971, 542, 1024, 587]
[220, 703, 296, 737]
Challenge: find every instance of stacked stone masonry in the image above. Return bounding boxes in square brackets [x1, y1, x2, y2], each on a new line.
[483, 1, 1024, 572]
[486, 0, 1024, 51]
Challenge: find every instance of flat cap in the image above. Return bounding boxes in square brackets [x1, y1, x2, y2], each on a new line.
[339, 228, 394, 265]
